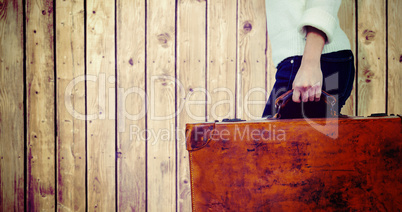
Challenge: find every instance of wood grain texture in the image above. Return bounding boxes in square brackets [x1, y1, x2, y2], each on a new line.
[146, 0, 176, 211]
[0, 0, 24, 211]
[207, 0, 237, 121]
[357, 0, 386, 116]
[338, 0, 356, 116]
[266, 36, 276, 106]
[55, 0, 85, 211]
[26, 0, 56, 210]
[264, 1, 275, 113]
[387, 0, 402, 115]
[86, 0, 115, 211]
[116, 0, 146, 211]
[237, 0, 267, 120]
[177, 0, 206, 211]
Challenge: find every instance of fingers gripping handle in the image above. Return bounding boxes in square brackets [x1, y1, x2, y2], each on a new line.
[274, 89, 337, 119]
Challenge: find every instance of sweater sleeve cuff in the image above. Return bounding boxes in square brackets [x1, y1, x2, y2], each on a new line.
[297, 8, 337, 44]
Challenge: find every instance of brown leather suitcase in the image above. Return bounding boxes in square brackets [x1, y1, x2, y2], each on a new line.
[186, 116, 402, 211]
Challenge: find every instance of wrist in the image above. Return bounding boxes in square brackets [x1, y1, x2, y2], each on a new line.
[301, 26, 326, 69]
[299, 59, 321, 72]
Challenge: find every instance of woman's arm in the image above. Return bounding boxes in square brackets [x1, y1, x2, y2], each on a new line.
[292, 26, 326, 103]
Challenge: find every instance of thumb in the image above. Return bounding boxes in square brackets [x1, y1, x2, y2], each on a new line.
[292, 89, 301, 103]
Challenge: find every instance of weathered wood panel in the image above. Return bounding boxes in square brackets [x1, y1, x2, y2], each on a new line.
[357, 0, 386, 116]
[339, 0, 356, 116]
[116, 0, 146, 211]
[388, 0, 402, 115]
[207, 0, 237, 121]
[177, 0, 206, 211]
[266, 37, 276, 108]
[237, 0, 267, 120]
[264, 1, 276, 116]
[55, 0, 86, 211]
[146, 0, 176, 211]
[86, 0, 116, 211]
[0, 0, 24, 211]
[26, 0, 56, 210]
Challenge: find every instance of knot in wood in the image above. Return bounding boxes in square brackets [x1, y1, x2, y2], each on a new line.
[157, 33, 170, 48]
[362, 29, 376, 44]
[363, 69, 374, 83]
[0, 1, 6, 20]
[243, 21, 252, 33]
[0, 1, 6, 10]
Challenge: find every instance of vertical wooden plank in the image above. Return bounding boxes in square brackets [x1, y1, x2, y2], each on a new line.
[147, 0, 176, 211]
[116, 0, 146, 211]
[177, 0, 206, 211]
[207, 0, 237, 121]
[86, 0, 115, 211]
[26, 0, 55, 210]
[237, 0, 267, 120]
[264, 1, 276, 115]
[338, 0, 356, 116]
[388, 0, 402, 115]
[56, 0, 86, 211]
[357, 0, 386, 116]
[266, 37, 276, 106]
[0, 0, 24, 211]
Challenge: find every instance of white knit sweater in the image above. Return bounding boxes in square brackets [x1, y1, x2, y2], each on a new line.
[266, 0, 351, 67]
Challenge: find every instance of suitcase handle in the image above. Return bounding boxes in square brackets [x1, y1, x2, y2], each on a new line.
[274, 89, 337, 119]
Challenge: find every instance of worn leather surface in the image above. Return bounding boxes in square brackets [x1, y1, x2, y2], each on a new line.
[187, 117, 402, 211]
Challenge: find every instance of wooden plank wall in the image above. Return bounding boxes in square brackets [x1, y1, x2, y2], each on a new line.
[146, 0, 176, 211]
[357, 0, 387, 116]
[388, 0, 402, 115]
[86, 0, 116, 211]
[26, 0, 56, 210]
[116, 0, 146, 211]
[56, 0, 85, 210]
[339, 0, 356, 116]
[0, 0, 401, 211]
[0, 0, 24, 211]
[177, 0, 206, 211]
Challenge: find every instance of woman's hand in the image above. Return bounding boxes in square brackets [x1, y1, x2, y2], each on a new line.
[292, 26, 326, 103]
[292, 62, 323, 102]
